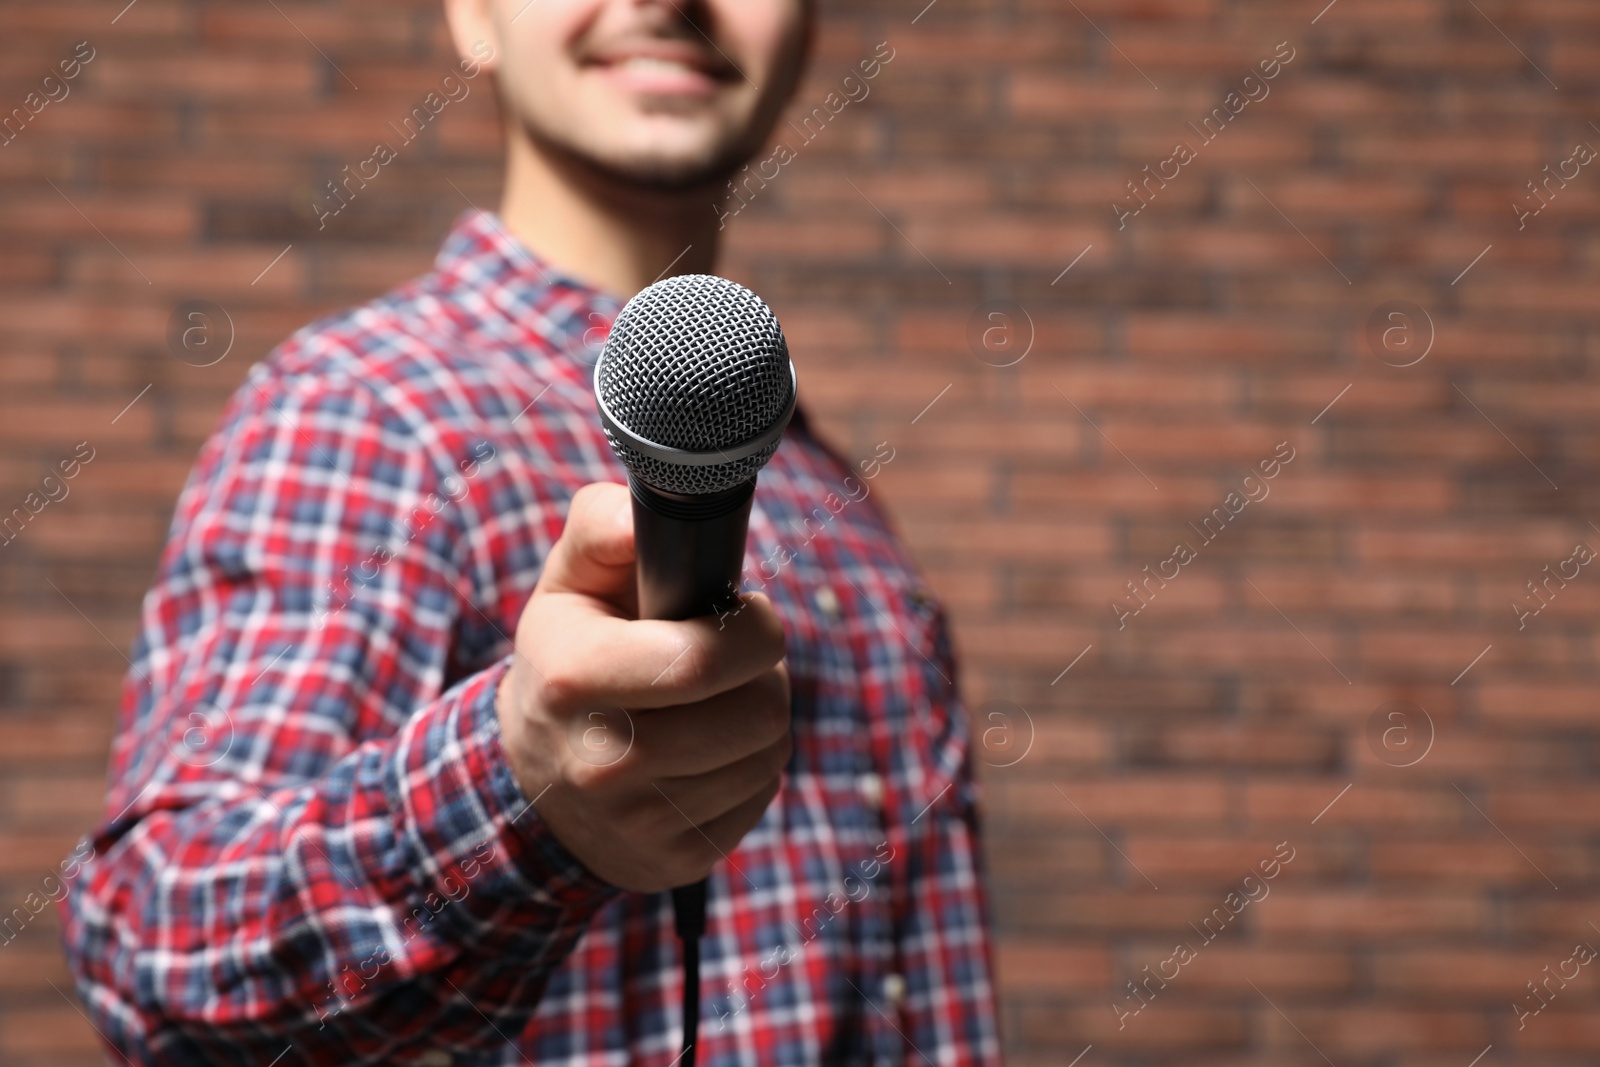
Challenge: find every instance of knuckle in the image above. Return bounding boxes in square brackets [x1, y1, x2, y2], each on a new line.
[760, 678, 792, 737]
[667, 829, 717, 876]
[568, 481, 608, 522]
[690, 839, 721, 877]
[729, 593, 787, 660]
[530, 635, 588, 713]
[694, 830, 734, 868]
[757, 734, 792, 782]
[666, 640, 714, 693]
[563, 754, 612, 793]
[760, 773, 783, 805]
[538, 666, 587, 716]
[757, 618, 788, 666]
[620, 727, 653, 767]
[757, 600, 789, 656]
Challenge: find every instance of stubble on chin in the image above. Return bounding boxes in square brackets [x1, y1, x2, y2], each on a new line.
[520, 106, 764, 195]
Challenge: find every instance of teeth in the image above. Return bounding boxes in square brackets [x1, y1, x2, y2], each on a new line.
[615, 56, 698, 75]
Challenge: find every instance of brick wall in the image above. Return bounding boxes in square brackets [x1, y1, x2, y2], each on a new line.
[3, 0, 1599, 1064]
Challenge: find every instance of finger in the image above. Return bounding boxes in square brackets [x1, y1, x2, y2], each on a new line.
[530, 591, 788, 711]
[696, 774, 783, 857]
[631, 666, 789, 777]
[652, 731, 791, 826]
[536, 482, 635, 606]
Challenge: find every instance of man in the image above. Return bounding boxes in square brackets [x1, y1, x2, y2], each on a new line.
[61, 1, 1001, 1063]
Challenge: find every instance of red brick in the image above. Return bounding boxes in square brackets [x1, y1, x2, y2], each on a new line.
[1374, 949, 1600, 998]
[1123, 724, 1341, 770]
[1357, 524, 1579, 566]
[720, 217, 885, 259]
[1013, 472, 1225, 515]
[0, 832, 85, 876]
[0, 944, 74, 991]
[995, 942, 1114, 993]
[894, 24, 1092, 65]
[1478, 682, 1600, 725]
[1015, 718, 1114, 767]
[67, 246, 307, 298]
[1353, 732, 1590, 780]
[995, 888, 1202, 937]
[1136, 945, 1359, 995]
[1370, 839, 1594, 886]
[1012, 74, 1213, 119]
[0, 715, 114, 765]
[1252, 0, 1441, 24]
[0, 773, 106, 827]
[0, 1006, 102, 1057]
[903, 215, 1105, 266]
[0, 195, 194, 241]
[1488, 785, 1600, 828]
[1022, 365, 1235, 410]
[905, 517, 1111, 562]
[198, 6, 416, 50]
[1118, 623, 1353, 674]
[1126, 224, 1307, 271]
[96, 54, 322, 100]
[1256, 892, 1487, 937]
[1013, 1002, 1246, 1050]
[1278, 1007, 1491, 1051]
[1235, 567, 1459, 613]
[1513, 1009, 1600, 1051]
[1245, 781, 1462, 828]
[1343, 127, 1543, 168]
[983, 830, 1109, 886]
[955, 617, 1103, 666]
[1124, 315, 1327, 363]
[1006, 776, 1232, 826]
[1121, 835, 1354, 880]
[1505, 898, 1600, 940]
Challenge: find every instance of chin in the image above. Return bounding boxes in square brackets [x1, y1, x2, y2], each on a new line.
[554, 121, 755, 193]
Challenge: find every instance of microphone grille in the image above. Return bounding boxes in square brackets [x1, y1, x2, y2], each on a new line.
[596, 274, 795, 495]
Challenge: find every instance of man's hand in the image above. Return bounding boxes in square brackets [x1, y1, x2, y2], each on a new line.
[495, 482, 791, 893]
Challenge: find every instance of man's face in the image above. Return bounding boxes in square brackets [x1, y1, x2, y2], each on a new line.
[456, 0, 810, 190]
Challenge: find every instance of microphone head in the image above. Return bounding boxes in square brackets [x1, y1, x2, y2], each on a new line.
[594, 274, 797, 496]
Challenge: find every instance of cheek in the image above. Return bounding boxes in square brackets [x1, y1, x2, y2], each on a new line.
[712, 0, 805, 81]
[514, 0, 603, 36]
[496, 0, 596, 92]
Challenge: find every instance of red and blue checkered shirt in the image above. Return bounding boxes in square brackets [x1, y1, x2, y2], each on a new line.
[60, 210, 1001, 1067]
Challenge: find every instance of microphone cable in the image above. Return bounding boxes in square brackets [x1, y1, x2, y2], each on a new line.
[672, 880, 708, 1067]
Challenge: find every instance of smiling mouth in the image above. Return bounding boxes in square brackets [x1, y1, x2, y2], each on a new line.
[610, 56, 713, 76]
[584, 42, 734, 96]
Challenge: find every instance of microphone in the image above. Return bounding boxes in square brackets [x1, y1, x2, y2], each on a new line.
[592, 273, 797, 1065]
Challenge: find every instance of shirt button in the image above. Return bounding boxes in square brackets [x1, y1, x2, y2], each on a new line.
[814, 585, 841, 621]
[857, 772, 884, 810]
[883, 972, 906, 1007]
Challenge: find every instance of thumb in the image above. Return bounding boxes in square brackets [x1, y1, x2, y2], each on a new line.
[537, 481, 636, 607]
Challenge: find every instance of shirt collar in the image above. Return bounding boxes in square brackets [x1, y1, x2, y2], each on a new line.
[428, 209, 811, 436]
[432, 208, 623, 373]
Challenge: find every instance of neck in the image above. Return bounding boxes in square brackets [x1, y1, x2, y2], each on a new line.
[498, 125, 725, 299]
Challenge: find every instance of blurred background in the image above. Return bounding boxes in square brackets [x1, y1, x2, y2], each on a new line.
[3, 0, 1599, 1064]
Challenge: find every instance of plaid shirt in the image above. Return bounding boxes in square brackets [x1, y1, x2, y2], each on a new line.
[60, 210, 1001, 1067]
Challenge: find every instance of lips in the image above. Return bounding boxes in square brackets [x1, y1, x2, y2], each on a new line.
[584, 41, 731, 97]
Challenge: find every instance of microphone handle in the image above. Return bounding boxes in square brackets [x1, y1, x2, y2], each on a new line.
[630, 476, 755, 622]
[629, 474, 757, 1067]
